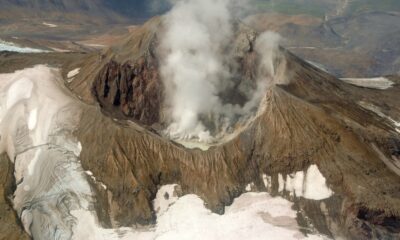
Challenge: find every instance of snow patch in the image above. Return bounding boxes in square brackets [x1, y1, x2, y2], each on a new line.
[340, 77, 394, 90]
[67, 68, 80, 82]
[245, 182, 255, 192]
[262, 174, 272, 190]
[0, 39, 47, 53]
[245, 183, 252, 191]
[75, 141, 82, 156]
[85, 170, 108, 191]
[277, 165, 333, 200]
[174, 139, 211, 151]
[42, 22, 58, 28]
[303, 165, 333, 200]
[100, 183, 107, 190]
[285, 171, 305, 197]
[153, 184, 179, 216]
[358, 101, 400, 132]
[278, 173, 285, 192]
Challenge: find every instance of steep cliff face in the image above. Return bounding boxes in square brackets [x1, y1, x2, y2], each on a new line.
[65, 17, 163, 106]
[92, 59, 162, 125]
[65, 16, 400, 239]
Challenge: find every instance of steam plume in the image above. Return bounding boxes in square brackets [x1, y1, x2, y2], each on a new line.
[160, 0, 282, 143]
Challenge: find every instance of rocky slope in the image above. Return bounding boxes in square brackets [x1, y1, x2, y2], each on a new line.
[59, 16, 400, 239]
[92, 56, 161, 125]
[0, 154, 30, 240]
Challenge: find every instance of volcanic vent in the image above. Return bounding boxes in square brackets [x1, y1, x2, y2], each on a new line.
[89, 7, 287, 149]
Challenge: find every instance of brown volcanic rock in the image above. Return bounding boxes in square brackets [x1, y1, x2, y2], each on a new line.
[64, 17, 162, 106]
[70, 17, 400, 239]
[0, 154, 30, 240]
[92, 58, 162, 125]
[89, 18, 163, 126]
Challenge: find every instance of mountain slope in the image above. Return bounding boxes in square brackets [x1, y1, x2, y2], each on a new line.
[60, 17, 400, 239]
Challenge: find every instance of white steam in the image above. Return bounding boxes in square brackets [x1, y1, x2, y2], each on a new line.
[160, 0, 232, 142]
[242, 31, 282, 114]
[255, 31, 281, 78]
[160, 0, 282, 143]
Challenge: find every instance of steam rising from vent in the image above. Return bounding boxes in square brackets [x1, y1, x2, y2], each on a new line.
[256, 32, 281, 78]
[160, 0, 282, 144]
[160, 0, 232, 142]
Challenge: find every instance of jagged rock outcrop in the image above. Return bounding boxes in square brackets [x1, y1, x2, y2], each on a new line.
[66, 16, 400, 239]
[92, 59, 162, 125]
[64, 17, 162, 106]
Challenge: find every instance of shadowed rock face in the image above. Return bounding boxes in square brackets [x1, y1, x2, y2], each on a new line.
[65, 17, 400, 239]
[92, 58, 162, 125]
